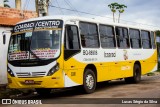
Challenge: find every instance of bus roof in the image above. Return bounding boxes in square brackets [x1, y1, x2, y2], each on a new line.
[17, 15, 156, 31]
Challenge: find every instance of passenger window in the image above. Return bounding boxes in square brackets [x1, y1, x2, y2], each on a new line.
[141, 30, 152, 49]
[80, 22, 99, 48]
[99, 25, 116, 48]
[129, 29, 141, 49]
[116, 27, 129, 48]
[65, 25, 80, 50]
[151, 32, 156, 49]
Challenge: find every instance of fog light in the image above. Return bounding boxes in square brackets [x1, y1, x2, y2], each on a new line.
[7, 67, 15, 77]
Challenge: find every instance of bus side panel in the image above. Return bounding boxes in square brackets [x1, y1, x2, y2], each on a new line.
[141, 49, 157, 75]
[63, 57, 84, 86]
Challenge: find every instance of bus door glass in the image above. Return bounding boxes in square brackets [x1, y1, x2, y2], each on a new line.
[64, 25, 81, 60]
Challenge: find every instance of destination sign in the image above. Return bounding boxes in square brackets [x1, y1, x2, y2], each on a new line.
[13, 20, 63, 33]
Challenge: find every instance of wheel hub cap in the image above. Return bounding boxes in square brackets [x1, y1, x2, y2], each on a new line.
[86, 74, 94, 89]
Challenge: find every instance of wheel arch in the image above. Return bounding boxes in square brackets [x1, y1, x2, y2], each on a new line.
[84, 64, 97, 82]
[134, 61, 141, 70]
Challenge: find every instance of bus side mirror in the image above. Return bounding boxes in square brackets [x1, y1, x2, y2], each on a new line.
[10, 30, 13, 33]
[3, 34, 6, 44]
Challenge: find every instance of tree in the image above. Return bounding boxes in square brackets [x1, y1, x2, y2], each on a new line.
[108, 2, 127, 23]
[108, 2, 118, 22]
[156, 30, 160, 37]
[117, 4, 127, 23]
[4, 0, 10, 8]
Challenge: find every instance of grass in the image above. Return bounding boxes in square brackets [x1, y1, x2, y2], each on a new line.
[156, 69, 160, 72]
[0, 87, 34, 98]
[147, 68, 160, 76]
[147, 72, 155, 76]
[0, 88, 22, 98]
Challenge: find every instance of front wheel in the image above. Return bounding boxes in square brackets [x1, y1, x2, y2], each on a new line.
[35, 88, 51, 96]
[83, 69, 96, 94]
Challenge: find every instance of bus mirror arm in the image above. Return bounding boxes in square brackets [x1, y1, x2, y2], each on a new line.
[10, 30, 13, 33]
[2, 30, 12, 45]
[3, 33, 6, 44]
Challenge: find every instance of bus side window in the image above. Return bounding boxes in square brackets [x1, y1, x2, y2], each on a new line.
[99, 24, 116, 48]
[80, 22, 99, 48]
[129, 29, 141, 49]
[65, 25, 80, 50]
[116, 27, 129, 48]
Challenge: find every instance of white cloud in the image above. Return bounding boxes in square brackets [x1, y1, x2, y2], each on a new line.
[7, 0, 160, 29]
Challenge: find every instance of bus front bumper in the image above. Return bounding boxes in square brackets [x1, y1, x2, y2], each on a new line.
[7, 74, 64, 89]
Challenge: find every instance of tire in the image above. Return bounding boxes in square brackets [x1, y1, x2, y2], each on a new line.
[125, 64, 141, 83]
[35, 88, 51, 96]
[83, 69, 96, 94]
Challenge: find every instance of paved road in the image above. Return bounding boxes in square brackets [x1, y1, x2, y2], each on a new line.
[1, 72, 160, 107]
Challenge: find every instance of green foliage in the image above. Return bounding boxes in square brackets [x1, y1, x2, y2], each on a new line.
[156, 30, 160, 37]
[156, 70, 160, 72]
[0, 87, 22, 98]
[117, 4, 127, 13]
[4, 4, 10, 8]
[108, 2, 127, 23]
[0, 87, 34, 98]
[147, 72, 155, 76]
[108, 2, 119, 22]
[3, 0, 10, 8]
[4, 0, 9, 2]
[108, 2, 119, 13]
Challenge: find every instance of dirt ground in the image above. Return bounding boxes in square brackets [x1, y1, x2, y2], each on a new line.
[0, 72, 160, 107]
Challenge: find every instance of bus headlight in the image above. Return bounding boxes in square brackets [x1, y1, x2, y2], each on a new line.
[7, 67, 15, 77]
[47, 63, 59, 76]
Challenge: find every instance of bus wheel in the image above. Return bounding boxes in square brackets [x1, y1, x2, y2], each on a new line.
[125, 64, 141, 83]
[35, 88, 51, 96]
[83, 69, 96, 94]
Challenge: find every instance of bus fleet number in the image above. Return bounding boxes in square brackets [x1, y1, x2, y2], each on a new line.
[83, 50, 97, 55]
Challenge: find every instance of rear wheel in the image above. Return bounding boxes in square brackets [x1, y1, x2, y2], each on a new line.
[35, 88, 51, 96]
[83, 69, 96, 94]
[125, 64, 141, 83]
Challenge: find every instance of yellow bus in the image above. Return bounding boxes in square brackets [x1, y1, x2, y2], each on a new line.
[7, 16, 157, 95]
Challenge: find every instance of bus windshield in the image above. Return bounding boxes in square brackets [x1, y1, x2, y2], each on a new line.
[8, 30, 61, 61]
[8, 20, 63, 61]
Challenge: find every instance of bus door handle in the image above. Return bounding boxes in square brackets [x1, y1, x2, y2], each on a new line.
[129, 62, 132, 63]
[143, 61, 145, 62]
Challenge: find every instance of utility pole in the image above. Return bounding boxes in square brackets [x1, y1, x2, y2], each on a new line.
[35, 0, 39, 17]
[15, 0, 22, 10]
[35, 0, 49, 17]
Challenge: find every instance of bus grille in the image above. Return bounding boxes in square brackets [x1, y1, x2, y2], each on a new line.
[16, 72, 46, 78]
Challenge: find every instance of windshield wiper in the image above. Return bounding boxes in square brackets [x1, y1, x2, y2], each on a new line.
[29, 49, 42, 61]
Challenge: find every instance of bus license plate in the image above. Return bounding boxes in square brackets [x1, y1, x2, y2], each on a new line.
[25, 80, 35, 84]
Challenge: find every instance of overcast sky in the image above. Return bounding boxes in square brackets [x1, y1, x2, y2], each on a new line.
[8, 0, 160, 29]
